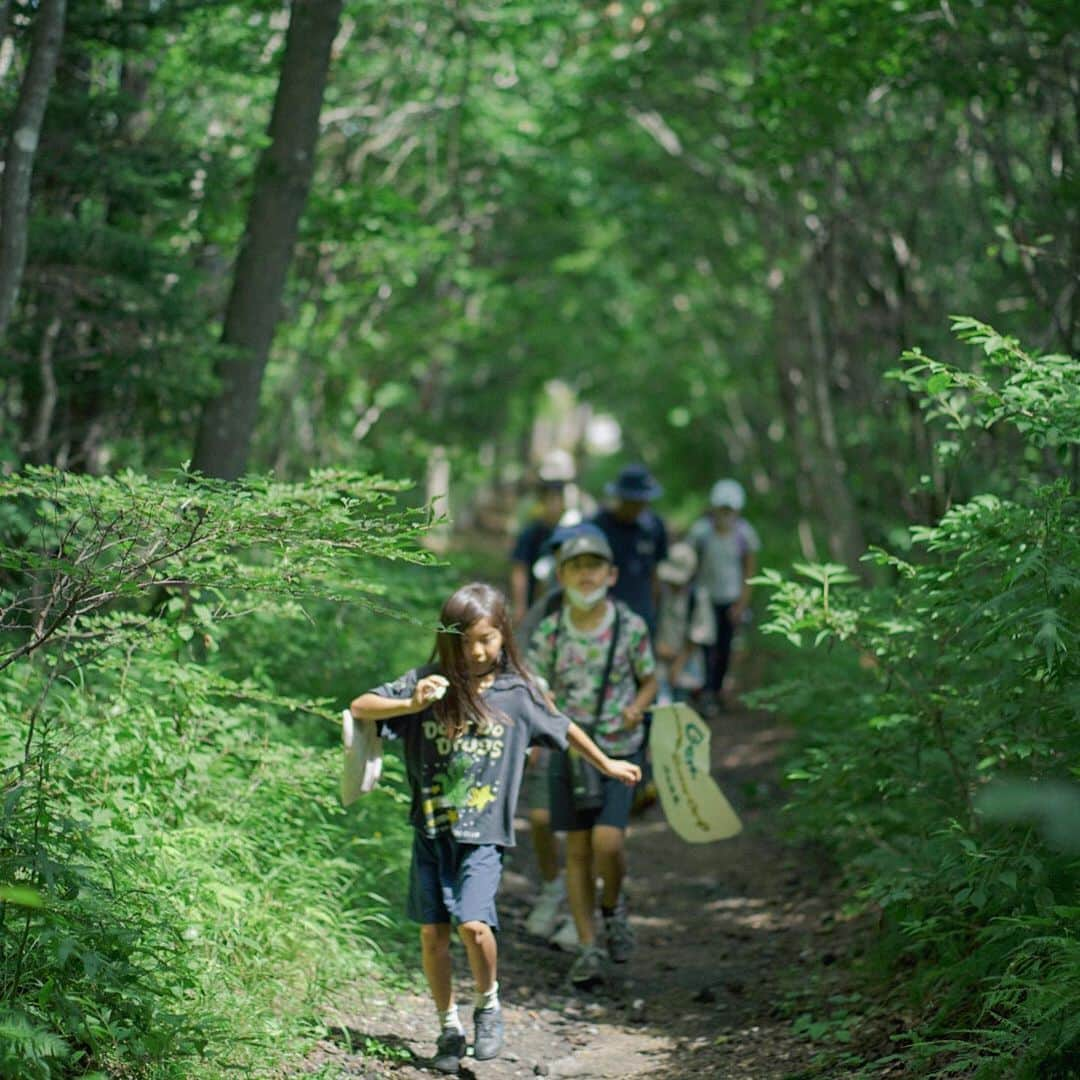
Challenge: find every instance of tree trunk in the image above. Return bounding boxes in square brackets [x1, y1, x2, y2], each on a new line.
[0, 0, 67, 343]
[802, 274, 867, 571]
[0, 0, 14, 84]
[192, 0, 344, 480]
[773, 309, 823, 562]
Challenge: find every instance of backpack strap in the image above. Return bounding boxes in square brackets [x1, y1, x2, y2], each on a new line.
[736, 518, 753, 561]
[551, 601, 623, 732]
[593, 604, 622, 728]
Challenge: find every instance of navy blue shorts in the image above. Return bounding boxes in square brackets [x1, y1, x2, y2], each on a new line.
[406, 832, 503, 928]
[548, 747, 645, 833]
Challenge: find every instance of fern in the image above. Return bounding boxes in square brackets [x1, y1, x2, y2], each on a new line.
[0, 1010, 70, 1079]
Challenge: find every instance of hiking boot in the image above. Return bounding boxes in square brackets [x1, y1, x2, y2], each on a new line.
[548, 914, 579, 952]
[525, 875, 565, 938]
[603, 907, 635, 963]
[473, 1005, 505, 1061]
[432, 1028, 466, 1074]
[568, 944, 606, 988]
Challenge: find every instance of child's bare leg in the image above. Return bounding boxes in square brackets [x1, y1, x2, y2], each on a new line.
[457, 920, 498, 994]
[591, 825, 626, 909]
[565, 829, 596, 945]
[529, 807, 560, 882]
[420, 923, 454, 1011]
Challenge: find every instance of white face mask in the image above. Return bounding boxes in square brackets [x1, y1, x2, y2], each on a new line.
[565, 585, 608, 611]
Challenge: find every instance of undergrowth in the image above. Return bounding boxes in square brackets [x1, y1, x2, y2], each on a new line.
[751, 319, 1080, 1078]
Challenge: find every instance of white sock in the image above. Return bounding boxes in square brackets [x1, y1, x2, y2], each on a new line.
[440, 1003, 464, 1033]
[474, 981, 500, 1012]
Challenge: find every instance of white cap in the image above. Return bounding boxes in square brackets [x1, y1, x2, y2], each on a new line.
[709, 479, 745, 511]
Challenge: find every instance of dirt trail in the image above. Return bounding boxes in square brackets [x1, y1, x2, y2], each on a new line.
[302, 706, 859, 1079]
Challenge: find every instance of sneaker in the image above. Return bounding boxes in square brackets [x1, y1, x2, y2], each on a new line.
[473, 1005, 505, 1061]
[524, 876, 565, 938]
[548, 915, 579, 952]
[432, 1028, 466, 1074]
[568, 944, 606, 988]
[603, 907, 635, 963]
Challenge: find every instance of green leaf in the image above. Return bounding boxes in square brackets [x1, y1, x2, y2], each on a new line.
[926, 371, 953, 394]
[0, 885, 44, 908]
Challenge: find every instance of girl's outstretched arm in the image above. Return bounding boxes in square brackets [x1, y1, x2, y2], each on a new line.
[566, 722, 642, 787]
[351, 674, 449, 722]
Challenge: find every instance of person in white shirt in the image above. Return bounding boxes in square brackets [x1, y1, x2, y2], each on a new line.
[687, 479, 760, 711]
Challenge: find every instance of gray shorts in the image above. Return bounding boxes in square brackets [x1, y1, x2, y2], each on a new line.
[548, 748, 645, 833]
[406, 831, 503, 928]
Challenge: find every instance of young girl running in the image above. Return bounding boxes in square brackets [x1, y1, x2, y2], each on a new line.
[349, 582, 641, 1074]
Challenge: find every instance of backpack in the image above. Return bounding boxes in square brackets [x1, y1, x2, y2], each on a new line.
[690, 516, 753, 565]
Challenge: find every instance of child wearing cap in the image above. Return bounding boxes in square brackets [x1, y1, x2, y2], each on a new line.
[527, 525, 658, 988]
[687, 479, 760, 711]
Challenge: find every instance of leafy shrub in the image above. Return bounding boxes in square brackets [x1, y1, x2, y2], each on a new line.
[751, 319, 1080, 1077]
[0, 468, 436, 1077]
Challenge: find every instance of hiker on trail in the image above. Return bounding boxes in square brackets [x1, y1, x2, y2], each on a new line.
[515, 521, 579, 648]
[348, 583, 640, 1075]
[528, 526, 658, 988]
[654, 540, 709, 705]
[590, 463, 669, 638]
[509, 478, 569, 622]
[515, 524, 583, 952]
[687, 478, 760, 712]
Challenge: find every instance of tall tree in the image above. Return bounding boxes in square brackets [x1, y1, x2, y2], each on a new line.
[192, 0, 344, 480]
[0, 0, 67, 342]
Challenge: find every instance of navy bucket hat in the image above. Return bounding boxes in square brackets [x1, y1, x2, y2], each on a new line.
[605, 463, 663, 502]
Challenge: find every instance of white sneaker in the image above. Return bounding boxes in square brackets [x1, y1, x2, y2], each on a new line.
[548, 915, 579, 952]
[525, 876, 566, 939]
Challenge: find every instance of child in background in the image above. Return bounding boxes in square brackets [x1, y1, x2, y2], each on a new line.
[654, 541, 708, 704]
[688, 479, 760, 711]
[509, 478, 567, 622]
[349, 583, 640, 1074]
[528, 526, 658, 988]
[516, 522, 575, 947]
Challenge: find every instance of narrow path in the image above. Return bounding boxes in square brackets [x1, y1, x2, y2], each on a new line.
[302, 705, 859, 1079]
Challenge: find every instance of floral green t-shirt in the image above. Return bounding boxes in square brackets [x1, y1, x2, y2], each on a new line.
[528, 599, 655, 757]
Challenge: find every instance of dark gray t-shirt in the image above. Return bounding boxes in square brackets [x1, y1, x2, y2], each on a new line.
[370, 664, 570, 847]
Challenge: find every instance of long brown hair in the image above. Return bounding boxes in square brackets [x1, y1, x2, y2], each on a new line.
[430, 582, 531, 740]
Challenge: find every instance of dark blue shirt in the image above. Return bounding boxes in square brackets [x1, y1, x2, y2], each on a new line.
[590, 508, 669, 632]
[511, 520, 556, 606]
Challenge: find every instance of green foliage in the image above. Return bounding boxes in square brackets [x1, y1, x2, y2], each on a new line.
[3, 0, 1078, 555]
[751, 321, 1080, 1076]
[0, 468, 435, 1076]
[0, 1009, 72, 1080]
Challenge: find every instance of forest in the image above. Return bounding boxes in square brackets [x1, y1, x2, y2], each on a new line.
[0, 0, 1077, 1077]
